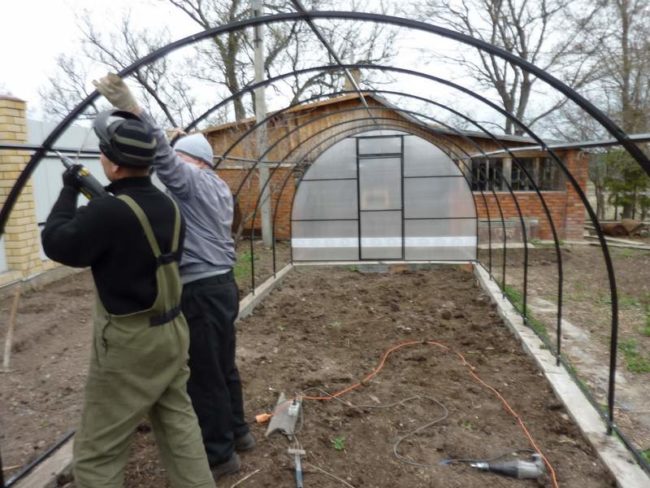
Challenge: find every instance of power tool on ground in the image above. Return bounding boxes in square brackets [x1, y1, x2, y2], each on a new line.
[470, 452, 545, 479]
[55, 151, 108, 200]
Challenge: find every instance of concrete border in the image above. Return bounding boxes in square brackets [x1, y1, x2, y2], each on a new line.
[474, 263, 650, 488]
[237, 263, 293, 320]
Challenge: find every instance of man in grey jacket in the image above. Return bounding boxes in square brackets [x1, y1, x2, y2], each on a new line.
[94, 74, 254, 481]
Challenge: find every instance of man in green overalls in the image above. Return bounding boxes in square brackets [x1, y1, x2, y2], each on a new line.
[41, 110, 215, 488]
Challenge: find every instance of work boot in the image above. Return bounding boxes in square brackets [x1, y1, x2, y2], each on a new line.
[211, 452, 241, 481]
[235, 432, 256, 452]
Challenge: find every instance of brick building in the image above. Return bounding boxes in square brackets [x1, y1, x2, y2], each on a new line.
[0, 93, 588, 282]
[206, 93, 588, 244]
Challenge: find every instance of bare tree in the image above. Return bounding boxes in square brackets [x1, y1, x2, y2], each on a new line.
[40, 12, 214, 127]
[415, 0, 602, 134]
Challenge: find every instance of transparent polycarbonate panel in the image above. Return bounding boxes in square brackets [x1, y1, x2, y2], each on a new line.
[404, 178, 475, 219]
[359, 158, 401, 210]
[292, 220, 359, 261]
[358, 136, 401, 155]
[405, 219, 477, 261]
[304, 138, 357, 180]
[292, 180, 358, 220]
[404, 136, 459, 177]
[360, 211, 402, 259]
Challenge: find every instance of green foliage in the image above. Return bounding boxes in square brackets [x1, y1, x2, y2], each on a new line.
[642, 449, 650, 464]
[234, 250, 255, 281]
[503, 285, 549, 341]
[331, 436, 346, 451]
[595, 294, 640, 309]
[618, 339, 650, 374]
[603, 149, 650, 218]
[460, 420, 475, 431]
[643, 308, 650, 337]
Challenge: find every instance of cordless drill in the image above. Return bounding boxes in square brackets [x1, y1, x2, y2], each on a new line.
[55, 151, 108, 200]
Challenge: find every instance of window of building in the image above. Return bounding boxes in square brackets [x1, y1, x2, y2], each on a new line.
[471, 158, 503, 191]
[471, 156, 564, 192]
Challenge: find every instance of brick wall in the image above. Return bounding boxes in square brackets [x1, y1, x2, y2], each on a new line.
[0, 96, 56, 286]
[473, 150, 588, 241]
[217, 166, 295, 240]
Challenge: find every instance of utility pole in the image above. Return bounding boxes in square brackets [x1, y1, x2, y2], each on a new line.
[253, 0, 272, 246]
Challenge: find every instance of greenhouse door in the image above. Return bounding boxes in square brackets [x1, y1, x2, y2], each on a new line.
[357, 135, 403, 260]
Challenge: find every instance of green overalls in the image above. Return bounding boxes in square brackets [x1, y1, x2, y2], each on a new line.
[73, 195, 215, 488]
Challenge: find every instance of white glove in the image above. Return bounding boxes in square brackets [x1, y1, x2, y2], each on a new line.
[93, 73, 140, 114]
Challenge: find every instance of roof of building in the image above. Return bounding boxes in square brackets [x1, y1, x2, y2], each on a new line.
[201, 92, 539, 146]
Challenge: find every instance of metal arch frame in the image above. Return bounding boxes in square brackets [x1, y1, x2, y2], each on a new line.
[0, 21, 624, 426]
[288, 0, 377, 124]
[0, 9, 646, 481]
[190, 57, 625, 440]
[229, 104, 515, 295]
[3, 65, 617, 440]
[182, 63, 614, 408]
[221, 86, 564, 343]
[215, 61, 622, 434]
[241, 116, 485, 289]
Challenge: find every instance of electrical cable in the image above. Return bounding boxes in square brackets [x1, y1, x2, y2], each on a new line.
[300, 387, 451, 468]
[285, 339, 559, 488]
[439, 448, 535, 466]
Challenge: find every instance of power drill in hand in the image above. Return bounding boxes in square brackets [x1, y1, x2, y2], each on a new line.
[56, 151, 108, 200]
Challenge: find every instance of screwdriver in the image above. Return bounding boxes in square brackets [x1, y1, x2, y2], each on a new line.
[55, 151, 108, 200]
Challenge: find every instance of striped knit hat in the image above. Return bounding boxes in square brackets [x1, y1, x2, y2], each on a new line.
[93, 109, 157, 167]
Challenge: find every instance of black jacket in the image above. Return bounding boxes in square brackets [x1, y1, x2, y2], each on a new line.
[41, 177, 185, 315]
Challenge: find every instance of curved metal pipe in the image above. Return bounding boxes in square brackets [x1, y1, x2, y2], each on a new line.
[238, 107, 511, 290]
[0, 9, 625, 436]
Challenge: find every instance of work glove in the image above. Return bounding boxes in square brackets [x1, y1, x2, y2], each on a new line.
[62, 164, 83, 191]
[93, 73, 140, 114]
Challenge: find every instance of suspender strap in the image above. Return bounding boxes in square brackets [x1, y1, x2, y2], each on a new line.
[116, 194, 183, 327]
[117, 194, 182, 261]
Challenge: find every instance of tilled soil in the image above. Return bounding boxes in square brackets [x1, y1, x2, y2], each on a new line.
[493, 245, 650, 453]
[1, 261, 617, 487]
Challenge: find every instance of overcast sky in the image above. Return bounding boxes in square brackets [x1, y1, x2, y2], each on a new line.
[0, 0, 196, 112]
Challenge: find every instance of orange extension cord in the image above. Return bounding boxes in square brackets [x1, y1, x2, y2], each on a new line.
[258, 339, 560, 488]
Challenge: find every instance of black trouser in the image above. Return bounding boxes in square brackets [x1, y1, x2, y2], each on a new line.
[181, 271, 248, 466]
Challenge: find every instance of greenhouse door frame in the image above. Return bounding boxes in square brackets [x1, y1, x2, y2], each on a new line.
[356, 133, 405, 260]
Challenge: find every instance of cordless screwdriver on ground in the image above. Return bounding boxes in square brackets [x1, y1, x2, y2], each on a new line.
[55, 151, 108, 200]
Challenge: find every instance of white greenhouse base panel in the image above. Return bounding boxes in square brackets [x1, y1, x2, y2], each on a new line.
[292, 236, 477, 248]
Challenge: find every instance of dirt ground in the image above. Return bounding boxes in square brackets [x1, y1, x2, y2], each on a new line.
[481, 242, 650, 456]
[0, 247, 621, 487]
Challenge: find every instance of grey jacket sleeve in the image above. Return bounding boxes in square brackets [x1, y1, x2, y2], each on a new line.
[140, 112, 202, 200]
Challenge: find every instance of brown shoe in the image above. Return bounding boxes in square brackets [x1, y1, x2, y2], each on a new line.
[235, 432, 256, 452]
[211, 452, 241, 481]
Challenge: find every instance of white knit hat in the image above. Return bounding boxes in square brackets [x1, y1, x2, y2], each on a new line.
[173, 133, 215, 167]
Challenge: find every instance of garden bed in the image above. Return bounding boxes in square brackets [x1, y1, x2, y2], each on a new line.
[1, 259, 618, 487]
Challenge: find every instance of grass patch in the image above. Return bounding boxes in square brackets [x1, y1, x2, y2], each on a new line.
[503, 285, 550, 342]
[596, 294, 641, 309]
[618, 339, 650, 374]
[643, 306, 650, 337]
[642, 449, 650, 464]
[234, 250, 256, 281]
[613, 247, 638, 258]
